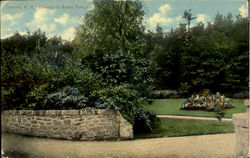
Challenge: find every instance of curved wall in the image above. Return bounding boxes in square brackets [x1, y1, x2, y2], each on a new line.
[1, 108, 133, 141]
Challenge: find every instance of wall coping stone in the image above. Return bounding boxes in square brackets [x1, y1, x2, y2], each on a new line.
[232, 112, 249, 157]
[233, 112, 249, 128]
[2, 108, 118, 116]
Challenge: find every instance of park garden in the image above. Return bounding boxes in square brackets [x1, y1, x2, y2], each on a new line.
[1, 0, 249, 139]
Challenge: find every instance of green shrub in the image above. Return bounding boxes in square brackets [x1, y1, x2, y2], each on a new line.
[1, 49, 156, 133]
[233, 91, 249, 99]
[133, 107, 159, 133]
[90, 84, 141, 122]
[1, 54, 55, 110]
[1, 53, 102, 110]
[150, 89, 188, 99]
[88, 84, 157, 133]
[45, 86, 87, 109]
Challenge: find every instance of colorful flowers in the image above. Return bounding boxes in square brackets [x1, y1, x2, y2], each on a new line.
[181, 92, 233, 111]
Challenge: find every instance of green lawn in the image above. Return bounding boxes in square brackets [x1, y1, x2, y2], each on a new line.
[145, 99, 245, 118]
[134, 119, 234, 139]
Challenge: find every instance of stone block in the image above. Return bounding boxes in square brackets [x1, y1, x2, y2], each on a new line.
[100, 109, 117, 115]
[31, 124, 39, 128]
[38, 121, 45, 125]
[36, 117, 44, 120]
[34, 110, 46, 116]
[46, 122, 52, 125]
[80, 108, 97, 115]
[52, 126, 59, 130]
[53, 120, 63, 126]
[119, 113, 133, 140]
[40, 126, 47, 130]
[233, 112, 249, 157]
[62, 110, 80, 116]
[31, 120, 38, 124]
[21, 118, 28, 122]
[9, 110, 19, 115]
[46, 110, 62, 116]
[233, 112, 249, 128]
[73, 122, 81, 126]
[63, 120, 71, 127]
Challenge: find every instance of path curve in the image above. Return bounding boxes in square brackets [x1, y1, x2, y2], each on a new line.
[157, 115, 232, 122]
[2, 133, 236, 158]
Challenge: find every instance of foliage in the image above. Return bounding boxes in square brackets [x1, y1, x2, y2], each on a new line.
[89, 84, 158, 132]
[73, 0, 156, 133]
[182, 9, 196, 31]
[233, 91, 249, 99]
[150, 24, 185, 90]
[90, 84, 140, 121]
[1, 1, 156, 134]
[1, 53, 55, 110]
[1, 29, 47, 55]
[75, 0, 152, 92]
[150, 12, 248, 94]
[133, 107, 159, 133]
[74, 0, 146, 56]
[45, 86, 87, 110]
[81, 50, 152, 89]
[181, 91, 233, 112]
[1, 37, 102, 110]
[150, 90, 187, 99]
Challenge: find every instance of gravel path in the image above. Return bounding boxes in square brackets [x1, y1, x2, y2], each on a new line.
[2, 133, 236, 158]
[157, 115, 233, 122]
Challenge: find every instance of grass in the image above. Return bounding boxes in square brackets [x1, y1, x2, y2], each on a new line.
[145, 99, 246, 118]
[134, 119, 234, 139]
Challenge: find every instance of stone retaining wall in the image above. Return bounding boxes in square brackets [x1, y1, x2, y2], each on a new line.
[233, 112, 249, 157]
[1, 108, 133, 141]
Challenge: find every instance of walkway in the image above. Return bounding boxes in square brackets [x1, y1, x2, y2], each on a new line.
[157, 115, 232, 122]
[2, 133, 236, 158]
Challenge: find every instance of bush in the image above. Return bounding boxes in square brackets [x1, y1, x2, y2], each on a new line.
[1, 53, 102, 110]
[88, 84, 158, 133]
[181, 92, 233, 111]
[2, 7, 157, 133]
[45, 86, 87, 109]
[133, 107, 159, 133]
[150, 89, 188, 99]
[233, 91, 249, 99]
[1, 48, 156, 134]
[1, 54, 55, 110]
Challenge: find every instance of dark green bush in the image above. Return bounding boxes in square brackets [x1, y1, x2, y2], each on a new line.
[90, 84, 145, 122]
[45, 86, 87, 109]
[150, 89, 188, 99]
[233, 91, 249, 99]
[1, 49, 156, 133]
[133, 107, 159, 133]
[1, 52, 102, 110]
[1, 53, 55, 110]
[87, 84, 158, 132]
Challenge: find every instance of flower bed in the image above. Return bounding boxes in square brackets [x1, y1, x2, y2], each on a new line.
[181, 92, 233, 111]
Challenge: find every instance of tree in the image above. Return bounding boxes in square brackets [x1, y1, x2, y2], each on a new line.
[182, 9, 196, 32]
[74, 0, 146, 55]
[74, 0, 152, 88]
[74, 0, 157, 133]
[1, 29, 47, 56]
[150, 27, 183, 89]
